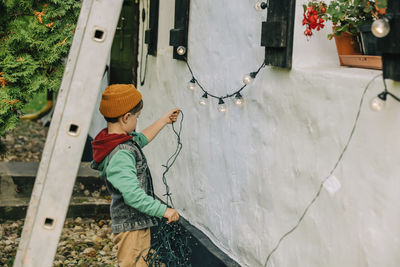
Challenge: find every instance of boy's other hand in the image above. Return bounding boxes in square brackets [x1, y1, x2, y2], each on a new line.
[163, 108, 180, 124]
[163, 208, 179, 223]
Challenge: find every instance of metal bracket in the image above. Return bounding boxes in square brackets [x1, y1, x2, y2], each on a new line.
[260, 0, 296, 68]
[169, 0, 190, 60]
[144, 0, 160, 55]
[261, 21, 287, 48]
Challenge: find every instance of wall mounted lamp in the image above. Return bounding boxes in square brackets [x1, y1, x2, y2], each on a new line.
[254, 0, 269, 11]
[370, 79, 400, 112]
[260, 0, 296, 68]
[169, 0, 190, 60]
[144, 0, 160, 55]
[375, 0, 400, 81]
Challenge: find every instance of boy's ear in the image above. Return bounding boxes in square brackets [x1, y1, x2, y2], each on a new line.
[120, 113, 130, 123]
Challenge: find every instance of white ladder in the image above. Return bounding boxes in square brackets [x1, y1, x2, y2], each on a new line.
[14, 0, 124, 266]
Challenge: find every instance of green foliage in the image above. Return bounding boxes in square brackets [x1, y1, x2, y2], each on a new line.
[375, 0, 387, 9]
[0, 0, 81, 138]
[303, 0, 387, 39]
[325, 0, 384, 39]
[22, 90, 47, 113]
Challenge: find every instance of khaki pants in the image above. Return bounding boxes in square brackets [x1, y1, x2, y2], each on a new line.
[113, 228, 151, 267]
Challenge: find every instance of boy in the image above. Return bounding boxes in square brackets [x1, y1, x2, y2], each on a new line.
[91, 84, 180, 267]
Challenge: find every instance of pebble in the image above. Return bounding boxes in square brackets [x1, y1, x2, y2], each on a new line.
[83, 247, 96, 256]
[73, 225, 84, 232]
[91, 191, 100, 198]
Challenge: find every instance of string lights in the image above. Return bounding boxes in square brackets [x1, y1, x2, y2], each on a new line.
[179, 1, 269, 113]
[185, 60, 266, 112]
[199, 92, 208, 105]
[187, 78, 196, 91]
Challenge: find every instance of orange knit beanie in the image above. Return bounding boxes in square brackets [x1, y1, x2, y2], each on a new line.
[100, 84, 142, 118]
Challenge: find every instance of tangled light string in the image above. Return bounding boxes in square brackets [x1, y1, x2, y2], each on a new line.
[144, 111, 194, 266]
[263, 74, 383, 266]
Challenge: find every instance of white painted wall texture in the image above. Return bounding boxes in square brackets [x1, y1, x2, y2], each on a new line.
[134, 1, 400, 266]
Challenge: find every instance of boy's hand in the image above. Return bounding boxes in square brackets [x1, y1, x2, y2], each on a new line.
[163, 208, 179, 223]
[163, 108, 180, 124]
[142, 108, 181, 143]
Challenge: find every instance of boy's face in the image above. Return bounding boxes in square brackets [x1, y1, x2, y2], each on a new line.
[123, 111, 141, 133]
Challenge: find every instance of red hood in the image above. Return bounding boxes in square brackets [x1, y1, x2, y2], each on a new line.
[91, 128, 133, 163]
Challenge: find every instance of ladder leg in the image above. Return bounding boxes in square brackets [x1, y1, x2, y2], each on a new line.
[14, 0, 124, 266]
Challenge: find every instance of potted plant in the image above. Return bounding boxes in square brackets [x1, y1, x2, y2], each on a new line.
[303, 0, 387, 66]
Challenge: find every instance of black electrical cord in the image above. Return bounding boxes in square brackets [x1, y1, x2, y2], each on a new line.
[380, 78, 400, 102]
[161, 110, 184, 207]
[263, 73, 382, 267]
[139, 0, 149, 86]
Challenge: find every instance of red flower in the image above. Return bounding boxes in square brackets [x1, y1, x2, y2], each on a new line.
[302, 1, 326, 38]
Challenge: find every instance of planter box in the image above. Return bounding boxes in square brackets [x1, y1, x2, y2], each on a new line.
[333, 32, 361, 66]
[339, 55, 382, 70]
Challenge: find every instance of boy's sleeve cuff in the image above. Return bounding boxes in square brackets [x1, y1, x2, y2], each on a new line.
[134, 132, 149, 148]
[142, 134, 149, 146]
[156, 203, 168, 219]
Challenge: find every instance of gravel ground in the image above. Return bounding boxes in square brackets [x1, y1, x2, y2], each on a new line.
[1, 121, 118, 266]
[0, 217, 117, 266]
[3, 120, 48, 162]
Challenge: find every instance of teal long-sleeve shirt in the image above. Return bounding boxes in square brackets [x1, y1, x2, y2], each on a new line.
[104, 133, 167, 218]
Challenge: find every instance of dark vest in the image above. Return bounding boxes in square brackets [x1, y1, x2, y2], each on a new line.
[100, 139, 158, 233]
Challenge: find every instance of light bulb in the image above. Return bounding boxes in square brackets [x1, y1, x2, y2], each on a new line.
[187, 78, 196, 91]
[371, 18, 390, 38]
[218, 98, 227, 113]
[176, 46, 186, 56]
[233, 93, 244, 105]
[254, 1, 268, 11]
[370, 96, 386, 112]
[243, 72, 256, 85]
[199, 93, 208, 106]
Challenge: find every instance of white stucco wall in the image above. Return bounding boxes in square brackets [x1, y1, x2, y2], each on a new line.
[136, 1, 400, 266]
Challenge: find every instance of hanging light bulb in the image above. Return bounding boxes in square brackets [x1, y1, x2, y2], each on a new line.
[371, 18, 390, 38]
[370, 92, 387, 112]
[243, 72, 257, 85]
[218, 98, 227, 113]
[254, 1, 268, 11]
[233, 92, 244, 106]
[187, 78, 196, 91]
[176, 46, 186, 56]
[199, 93, 208, 106]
